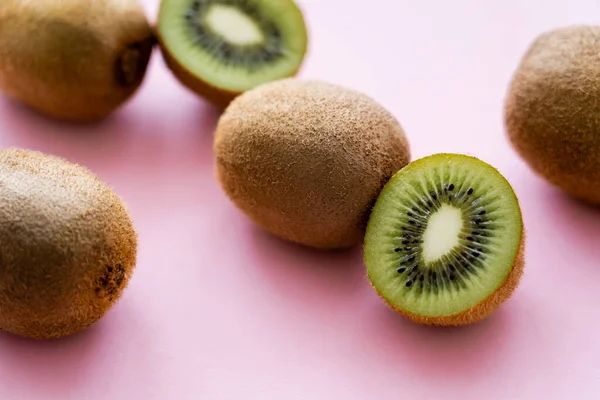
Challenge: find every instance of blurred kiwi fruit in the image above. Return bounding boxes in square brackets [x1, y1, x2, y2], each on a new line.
[0, 148, 138, 339]
[0, 0, 155, 122]
[505, 25, 600, 205]
[364, 153, 525, 326]
[156, 0, 308, 108]
[213, 78, 411, 249]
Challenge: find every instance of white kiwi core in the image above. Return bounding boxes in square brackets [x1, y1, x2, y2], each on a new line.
[421, 204, 463, 264]
[204, 4, 264, 45]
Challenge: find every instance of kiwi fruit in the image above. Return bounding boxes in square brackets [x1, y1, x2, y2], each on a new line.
[364, 153, 525, 326]
[0, 0, 154, 122]
[505, 25, 600, 205]
[156, 0, 308, 108]
[0, 148, 138, 339]
[213, 78, 411, 249]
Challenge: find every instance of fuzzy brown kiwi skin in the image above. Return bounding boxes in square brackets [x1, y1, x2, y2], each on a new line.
[213, 78, 411, 249]
[369, 229, 526, 327]
[0, 0, 155, 123]
[0, 148, 138, 339]
[504, 25, 600, 205]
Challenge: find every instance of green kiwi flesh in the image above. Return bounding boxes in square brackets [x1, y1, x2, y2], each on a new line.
[364, 153, 525, 326]
[157, 0, 308, 107]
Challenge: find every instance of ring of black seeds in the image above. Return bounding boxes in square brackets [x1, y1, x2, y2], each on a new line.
[395, 181, 491, 295]
[185, 0, 285, 69]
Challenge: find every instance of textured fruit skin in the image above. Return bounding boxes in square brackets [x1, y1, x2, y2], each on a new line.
[375, 232, 525, 327]
[154, 0, 308, 109]
[505, 25, 600, 205]
[0, 0, 155, 122]
[0, 149, 138, 339]
[214, 78, 411, 249]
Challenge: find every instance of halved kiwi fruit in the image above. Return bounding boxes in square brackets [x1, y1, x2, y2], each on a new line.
[156, 0, 308, 108]
[364, 153, 525, 326]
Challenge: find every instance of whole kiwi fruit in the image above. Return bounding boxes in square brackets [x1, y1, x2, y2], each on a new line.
[213, 78, 411, 249]
[0, 148, 138, 339]
[156, 0, 308, 108]
[505, 25, 600, 205]
[0, 0, 155, 122]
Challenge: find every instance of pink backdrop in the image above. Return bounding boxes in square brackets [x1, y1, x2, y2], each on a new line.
[1, 0, 600, 398]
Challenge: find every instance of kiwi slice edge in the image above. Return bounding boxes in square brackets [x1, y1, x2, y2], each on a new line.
[156, 0, 308, 105]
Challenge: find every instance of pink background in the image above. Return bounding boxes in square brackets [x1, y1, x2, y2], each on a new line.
[1, 0, 600, 398]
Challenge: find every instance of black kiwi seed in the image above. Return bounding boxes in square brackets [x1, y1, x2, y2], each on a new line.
[448, 183, 455, 191]
[467, 188, 474, 195]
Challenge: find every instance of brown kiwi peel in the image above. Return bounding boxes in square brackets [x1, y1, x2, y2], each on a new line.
[213, 78, 411, 249]
[0, 148, 138, 339]
[505, 25, 600, 205]
[0, 0, 155, 122]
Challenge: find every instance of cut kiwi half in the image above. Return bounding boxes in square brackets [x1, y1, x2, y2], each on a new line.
[364, 153, 525, 326]
[156, 0, 308, 108]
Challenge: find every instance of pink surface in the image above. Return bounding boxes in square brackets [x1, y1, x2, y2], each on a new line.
[1, 0, 600, 398]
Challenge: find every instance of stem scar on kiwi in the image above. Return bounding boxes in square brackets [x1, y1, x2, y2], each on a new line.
[213, 78, 411, 249]
[364, 153, 526, 326]
[504, 25, 600, 205]
[0, 148, 138, 340]
[0, 0, 155, 122]
[155, 0, 309, 108]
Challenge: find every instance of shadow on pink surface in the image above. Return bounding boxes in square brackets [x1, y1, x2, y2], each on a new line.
[0, 95, 222, 178]
[246, 221, 522, 384]
[0, 298, 156, 398]
[537, 184, 600, 248]
[0, 321, 106, 396]
[247, 224, 366, 310]
[365, 299, 517, 383]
